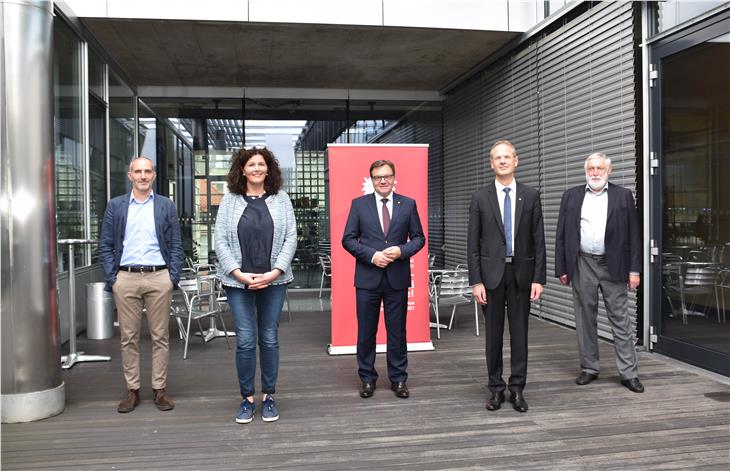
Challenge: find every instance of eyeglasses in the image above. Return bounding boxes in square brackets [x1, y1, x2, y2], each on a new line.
[371, 174, 394, 182]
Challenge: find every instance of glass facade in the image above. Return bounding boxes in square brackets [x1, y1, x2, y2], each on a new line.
[659, 31, 730, 357]
[53, 19, 84, 270]
[88, 96, 107, 262]
[109, 69, 135, 197]
[649, 4, 730, 375]
[290, 150, 326, 288]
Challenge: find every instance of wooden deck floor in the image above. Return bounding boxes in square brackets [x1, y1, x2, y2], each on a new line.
[3, 291, 729, 470]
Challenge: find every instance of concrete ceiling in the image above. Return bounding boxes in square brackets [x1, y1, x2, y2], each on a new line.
[82, 18, 518, 91]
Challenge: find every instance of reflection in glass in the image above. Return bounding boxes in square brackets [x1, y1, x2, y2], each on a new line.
[661, 33, 730, 355]
[53, 19, 85, 270]
[89, 96, 107, 262]
[88, 49, 104, 99]
[109, 69, 134, 197]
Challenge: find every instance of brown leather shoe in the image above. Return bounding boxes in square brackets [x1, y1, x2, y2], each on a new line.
[117, 389, 140, 413]
[153, 388, 175, 411]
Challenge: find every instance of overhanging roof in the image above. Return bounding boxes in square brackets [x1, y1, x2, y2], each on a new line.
[81, 18, 519, 92]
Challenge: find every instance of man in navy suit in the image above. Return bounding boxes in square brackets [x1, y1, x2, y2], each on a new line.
[100, 156, 184, 413]
[342, 159, 425, 399]
[467, 140, 546, 413]
[555, 152, 644, 393]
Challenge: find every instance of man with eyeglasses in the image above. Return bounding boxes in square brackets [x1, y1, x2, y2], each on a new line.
[342, 159, 425, 399]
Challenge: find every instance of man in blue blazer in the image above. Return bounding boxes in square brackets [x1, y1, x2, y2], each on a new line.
[99, 156, 184, 413]
[555, 152, 644, 393]
[342, 159, 425, 399]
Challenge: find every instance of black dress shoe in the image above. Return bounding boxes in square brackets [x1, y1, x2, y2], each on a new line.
[485, 391, 505, 411]
[620, 377, 645, 393]
[359, 382, 376, 398]
[575, 372, 599, 385]
[510, 391, 528, 412]
[390, 381, 409, 398]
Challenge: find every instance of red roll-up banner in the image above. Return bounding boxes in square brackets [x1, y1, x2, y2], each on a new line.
[327, 144, 432, 355]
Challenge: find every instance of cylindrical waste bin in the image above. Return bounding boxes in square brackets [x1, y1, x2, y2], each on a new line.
[86, 282, 114, 339]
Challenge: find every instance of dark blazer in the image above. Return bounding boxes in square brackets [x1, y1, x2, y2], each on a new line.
[555, 182, 641, 282]
[467, 182, 546, 290]
[342, 193, 425, 290]
[99, 193, 184, 291]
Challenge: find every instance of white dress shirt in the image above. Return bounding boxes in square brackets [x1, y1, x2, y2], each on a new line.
[376, 191, 394, 233]
[495, 179, 516, 254]
[580, 185, 608, 255]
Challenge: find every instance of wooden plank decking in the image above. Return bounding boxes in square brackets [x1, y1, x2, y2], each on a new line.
[2, 291, 729, 470]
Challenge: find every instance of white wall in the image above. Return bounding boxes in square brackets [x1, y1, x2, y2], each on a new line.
[62, 0, 547, 32]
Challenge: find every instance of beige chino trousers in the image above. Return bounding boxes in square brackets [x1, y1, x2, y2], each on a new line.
[112, 269, 173, 390]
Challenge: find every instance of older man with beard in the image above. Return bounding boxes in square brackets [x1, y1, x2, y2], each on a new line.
[555, 152, 644, 393]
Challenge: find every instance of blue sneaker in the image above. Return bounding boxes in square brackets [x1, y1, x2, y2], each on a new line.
[261, 395, 279, 422]
[235, 398, 254, 424]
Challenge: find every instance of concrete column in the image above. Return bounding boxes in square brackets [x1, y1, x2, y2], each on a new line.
[0, 0, 65, 422]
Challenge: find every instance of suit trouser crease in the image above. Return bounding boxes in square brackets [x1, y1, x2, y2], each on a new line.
[112, 270, 173, 390]
[572, 255, 638, 379]
[483, 264, 529, 393]
[356, 276, 408, 383]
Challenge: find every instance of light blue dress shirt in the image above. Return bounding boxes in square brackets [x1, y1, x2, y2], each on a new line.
[119, 191, 166, 266]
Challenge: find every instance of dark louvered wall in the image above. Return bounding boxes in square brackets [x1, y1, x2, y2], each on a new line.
[442, 2, 639, 339]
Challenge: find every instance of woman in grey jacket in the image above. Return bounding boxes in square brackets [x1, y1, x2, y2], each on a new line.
[215, 147, 296, 424]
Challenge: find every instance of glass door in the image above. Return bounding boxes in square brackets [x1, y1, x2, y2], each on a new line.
[650, 13, 730, 375]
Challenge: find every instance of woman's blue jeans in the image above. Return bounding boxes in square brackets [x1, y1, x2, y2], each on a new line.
[225, 284, 287, 397]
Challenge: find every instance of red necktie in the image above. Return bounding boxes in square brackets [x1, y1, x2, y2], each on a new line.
[381, 198, 390, 235]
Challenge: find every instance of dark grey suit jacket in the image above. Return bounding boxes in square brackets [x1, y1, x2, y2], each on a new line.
[467, 181, 546, 290]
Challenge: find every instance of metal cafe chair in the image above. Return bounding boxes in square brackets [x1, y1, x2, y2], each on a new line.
[664, 257, 718, 325]
[714, 268, 730, 324]
[318, 254, 332, 298]
[430, 269, 479, 338]
[171, 273, 230, 360]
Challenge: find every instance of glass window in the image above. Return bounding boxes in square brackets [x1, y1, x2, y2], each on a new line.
[656, 1, 727, 34]
[109, 69, 135, 197]
[88, 49, 104, 100]
[89, 96, 107, 262]
[53, 19, 85, 270]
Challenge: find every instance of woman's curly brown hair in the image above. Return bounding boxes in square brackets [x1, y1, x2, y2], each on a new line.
[226, 147, 283, 195]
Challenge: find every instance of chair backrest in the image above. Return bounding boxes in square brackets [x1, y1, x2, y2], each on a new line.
[683, 264, 716, 288]
[178, 276, 198, 292]
[437, 270, 471, 298]
[319, 254, 332, 275]
[318, 240, 331, 252]
[195, 264, 217, 276]
[196, 274, 217, 294]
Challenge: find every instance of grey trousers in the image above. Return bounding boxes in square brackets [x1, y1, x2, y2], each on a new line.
[572, 254, 639, 380]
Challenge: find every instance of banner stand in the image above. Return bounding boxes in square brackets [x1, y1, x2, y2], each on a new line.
[327, 144, 431, 355]
[328, 342, 434, 355]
